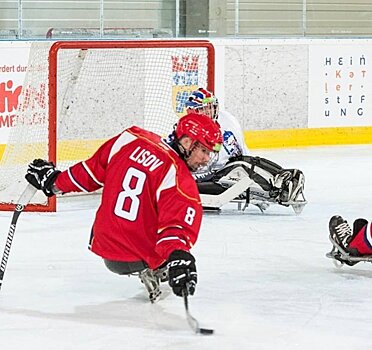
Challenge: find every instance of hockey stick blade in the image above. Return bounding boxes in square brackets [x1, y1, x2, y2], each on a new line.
[0, 184, 37, 291]
[182, 289, 214, 335]
[200, 176, 253, 209]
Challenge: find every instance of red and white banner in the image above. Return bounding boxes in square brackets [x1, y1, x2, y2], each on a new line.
[0, 42, 31, 143]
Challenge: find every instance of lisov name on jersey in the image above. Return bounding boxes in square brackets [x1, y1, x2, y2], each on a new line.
[129, 146, 164, 172]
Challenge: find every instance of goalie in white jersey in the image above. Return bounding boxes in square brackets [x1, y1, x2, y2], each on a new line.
[184, 88, 307, 214]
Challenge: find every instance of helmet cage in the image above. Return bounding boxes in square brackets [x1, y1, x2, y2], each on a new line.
[183, 140, 219, 171]
[185, 88, 219, 120]
[194, 101, 219, 120]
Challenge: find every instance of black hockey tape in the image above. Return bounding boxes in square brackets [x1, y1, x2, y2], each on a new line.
[199, 328, 214, 335]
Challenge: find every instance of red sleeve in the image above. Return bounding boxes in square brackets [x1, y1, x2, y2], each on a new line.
[154, 163, 202, 261]
[55, 134, 120, 194]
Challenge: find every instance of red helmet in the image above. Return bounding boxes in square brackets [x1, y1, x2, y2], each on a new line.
[175, 113, 222, 152]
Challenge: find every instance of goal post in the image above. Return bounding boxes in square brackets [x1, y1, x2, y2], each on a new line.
[0, 40, 215, 212]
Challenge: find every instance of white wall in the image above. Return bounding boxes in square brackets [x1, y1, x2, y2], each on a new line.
[1, 38, 372, 145]
[212, 38, 372, 130]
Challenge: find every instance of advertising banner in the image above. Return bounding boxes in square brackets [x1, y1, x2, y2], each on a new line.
[309, 44, 372, 127]
[0, 42, 31, 143]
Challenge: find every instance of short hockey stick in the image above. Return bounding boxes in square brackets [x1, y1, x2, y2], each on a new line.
[0, 184, 37, 291]
[200, 176, 253, 209]
[182, 288, 214, 335]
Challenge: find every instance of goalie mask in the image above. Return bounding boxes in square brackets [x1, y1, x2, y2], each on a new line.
[185, 87, 219, 120]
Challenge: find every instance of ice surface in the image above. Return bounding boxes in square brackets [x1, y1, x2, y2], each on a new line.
[1, 144, 372, 350]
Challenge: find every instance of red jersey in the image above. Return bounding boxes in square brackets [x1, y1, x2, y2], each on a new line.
[55, 126, 202, 269]
[349, 221, 372, 255]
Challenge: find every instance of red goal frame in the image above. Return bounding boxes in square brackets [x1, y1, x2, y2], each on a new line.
[18, 40, 215, 212]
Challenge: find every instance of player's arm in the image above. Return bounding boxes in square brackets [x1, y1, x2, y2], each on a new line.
[154, 168, 202, 296]
[25, 134, 120, 195]
[155, 189, 201, 258]
[156, 199, 201, 297]
[55, 135, 119, 193]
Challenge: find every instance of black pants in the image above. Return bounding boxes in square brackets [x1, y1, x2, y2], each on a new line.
[90, 228, 147, 275]
[104, 259, 147, 275]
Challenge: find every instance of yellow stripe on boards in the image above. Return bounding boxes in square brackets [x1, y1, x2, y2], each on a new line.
[57, 139, 107, 161]
[1, 127, 372, 162]
[244, 127, 372, 149]
[0, 139, 107, 163]
[0, 144, 5, 160]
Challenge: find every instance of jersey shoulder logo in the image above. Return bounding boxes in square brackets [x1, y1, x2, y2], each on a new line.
[223, 130, 242, 157]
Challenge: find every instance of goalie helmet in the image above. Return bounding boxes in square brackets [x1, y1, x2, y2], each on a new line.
[185, 87, 219, 120]
[175, 112, 222, 153]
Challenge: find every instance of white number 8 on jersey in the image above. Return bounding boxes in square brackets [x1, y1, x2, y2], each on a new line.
[114, 167, 146, 221]
[184, 207, 196, 225]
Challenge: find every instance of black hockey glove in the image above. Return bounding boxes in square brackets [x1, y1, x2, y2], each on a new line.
[25, 159, 61, 197]
[167, 250, 197, 297]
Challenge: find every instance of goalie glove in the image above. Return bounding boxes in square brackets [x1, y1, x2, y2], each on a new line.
[167, 250, 197, 297]
[25, 159, 61, 197]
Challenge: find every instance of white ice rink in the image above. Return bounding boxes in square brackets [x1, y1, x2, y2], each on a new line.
[0, 144, 372, 350]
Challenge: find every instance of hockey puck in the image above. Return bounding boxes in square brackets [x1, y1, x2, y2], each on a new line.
[198, 328, 214, 335]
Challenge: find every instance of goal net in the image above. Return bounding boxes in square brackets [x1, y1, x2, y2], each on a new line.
[0, 40, 214, 211]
